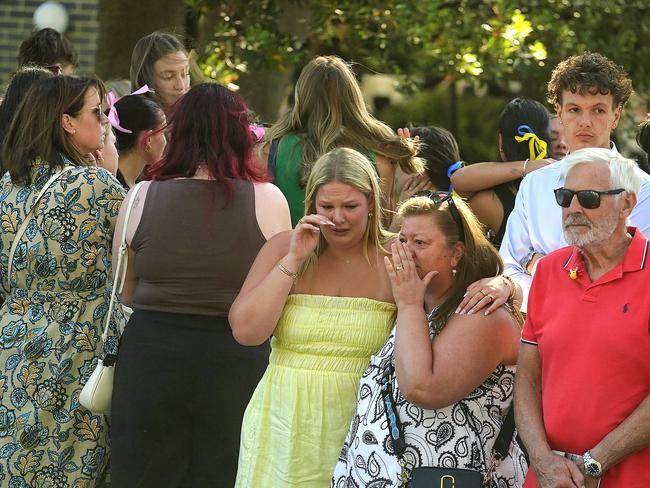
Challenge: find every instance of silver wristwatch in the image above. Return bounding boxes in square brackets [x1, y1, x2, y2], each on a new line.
[520, 249, 542, 275]
[583, 451, 603, 478]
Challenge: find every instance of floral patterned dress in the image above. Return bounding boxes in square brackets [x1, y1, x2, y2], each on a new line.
[0, 164, 125, 487]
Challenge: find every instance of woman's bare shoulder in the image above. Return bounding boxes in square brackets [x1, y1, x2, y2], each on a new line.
[253, 180, 284, 196]
[447, 305, 519, 335]
[263, 229, 292, 251]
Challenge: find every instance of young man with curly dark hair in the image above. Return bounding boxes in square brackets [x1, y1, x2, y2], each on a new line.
[499, 52, 650, 312]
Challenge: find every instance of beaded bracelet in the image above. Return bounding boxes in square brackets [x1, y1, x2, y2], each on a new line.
[277, 261, 298, 281]
[501, 275, 516, 301]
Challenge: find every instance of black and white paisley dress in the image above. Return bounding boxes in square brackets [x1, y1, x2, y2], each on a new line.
[331, 314, 527, 487]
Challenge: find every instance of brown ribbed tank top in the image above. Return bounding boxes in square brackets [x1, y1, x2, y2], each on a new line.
[130, 179, 266, 317]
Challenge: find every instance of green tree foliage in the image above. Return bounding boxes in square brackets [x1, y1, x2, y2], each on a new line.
[187, 0, 649, 162]
[188, 0, 649, 98]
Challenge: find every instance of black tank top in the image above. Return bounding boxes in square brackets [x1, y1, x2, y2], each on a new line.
[492, 183, 516, 248]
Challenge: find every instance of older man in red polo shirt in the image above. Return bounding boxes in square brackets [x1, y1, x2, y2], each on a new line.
[514, 147, 650, 488]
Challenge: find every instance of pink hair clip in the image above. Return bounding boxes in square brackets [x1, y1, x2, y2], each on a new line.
[250, 124, 265, 142]
[106, 85, 151, 134]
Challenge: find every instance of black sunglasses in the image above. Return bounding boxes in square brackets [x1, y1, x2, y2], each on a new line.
[411, 191, 465, 242]
[553, 187, 625, 209]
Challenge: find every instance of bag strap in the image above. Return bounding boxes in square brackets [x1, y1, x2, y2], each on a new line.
[481, 405, 519, 486]
[4, 165, 74, 294]
[493, 406, 516, 461]
[101, 181, 146, 343]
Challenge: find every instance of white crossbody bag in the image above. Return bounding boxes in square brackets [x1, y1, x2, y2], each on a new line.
[79, 181, 145, 414]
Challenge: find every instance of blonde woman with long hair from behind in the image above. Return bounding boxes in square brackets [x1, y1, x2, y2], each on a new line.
[263, 55, 424, 226]
[231, 147, 398, 487]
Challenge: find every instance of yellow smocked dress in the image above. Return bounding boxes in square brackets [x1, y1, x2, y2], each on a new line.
[236, 294, 396, 487]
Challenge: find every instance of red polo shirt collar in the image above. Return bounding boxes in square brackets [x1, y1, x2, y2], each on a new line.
[562, 227, 649, 284]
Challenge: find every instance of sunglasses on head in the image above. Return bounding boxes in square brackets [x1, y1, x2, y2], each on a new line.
[553, 187, 625, 209]
[45, 64, 62, 75]
[410, 190, 465, 242]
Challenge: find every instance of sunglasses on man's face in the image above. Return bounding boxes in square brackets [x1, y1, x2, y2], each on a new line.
[410, 190, 465, 242]
[553, 187, 625, 209]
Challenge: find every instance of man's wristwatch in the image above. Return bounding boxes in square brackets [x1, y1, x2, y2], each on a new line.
[520, 249, 542, 275]
[583, 451, 603, 478]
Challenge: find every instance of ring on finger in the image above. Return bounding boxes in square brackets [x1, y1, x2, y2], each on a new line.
[395, 265, 404, 271]
[479, 289, 488, 297]
[486, 294, 494, 301]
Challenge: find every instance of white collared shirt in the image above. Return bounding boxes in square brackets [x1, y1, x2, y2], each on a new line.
[499, 149, 650, 312]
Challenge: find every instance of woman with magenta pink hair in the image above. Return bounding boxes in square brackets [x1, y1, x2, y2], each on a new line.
[109, 83, 291, 487]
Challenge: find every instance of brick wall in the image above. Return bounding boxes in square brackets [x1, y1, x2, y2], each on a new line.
[0, 0, 100, 88]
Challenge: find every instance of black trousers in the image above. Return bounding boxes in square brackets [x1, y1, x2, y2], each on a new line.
[110, 310, 269, 488]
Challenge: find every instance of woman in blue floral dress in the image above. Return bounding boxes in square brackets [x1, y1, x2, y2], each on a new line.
[0, 75, 125, 487]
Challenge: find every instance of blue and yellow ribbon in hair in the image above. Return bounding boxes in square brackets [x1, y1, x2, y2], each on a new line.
[514, 125, 548, 160]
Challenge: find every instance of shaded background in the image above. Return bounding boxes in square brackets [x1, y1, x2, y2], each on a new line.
[1, 0, 648, 165]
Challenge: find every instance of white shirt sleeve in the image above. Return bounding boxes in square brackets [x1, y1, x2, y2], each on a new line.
[499, 175, 534, 312]
[630, 168, 650, 234]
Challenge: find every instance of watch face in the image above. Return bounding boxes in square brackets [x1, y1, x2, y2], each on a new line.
[585, 460, 603, 477]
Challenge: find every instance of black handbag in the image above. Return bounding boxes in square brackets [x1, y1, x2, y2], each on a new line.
[410, 466, 483, 487]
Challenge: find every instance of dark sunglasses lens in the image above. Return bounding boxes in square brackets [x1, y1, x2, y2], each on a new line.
[429, 191, 452, 204]
[555, 189, 601, 209]
[410, 191, 452, 204]
[555, 189, 571, 207]
[577, 191, 600, 209]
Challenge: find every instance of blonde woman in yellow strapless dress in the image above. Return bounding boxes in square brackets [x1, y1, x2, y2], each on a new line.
[230, 147, 396, 487]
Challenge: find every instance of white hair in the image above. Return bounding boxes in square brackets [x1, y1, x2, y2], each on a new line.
[561, 147, 642, 195]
